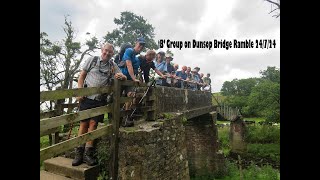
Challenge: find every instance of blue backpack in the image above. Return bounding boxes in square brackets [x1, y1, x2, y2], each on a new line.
[120, 48, 140, 79]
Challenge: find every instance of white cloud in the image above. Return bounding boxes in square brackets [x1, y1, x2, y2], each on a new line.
[40, 0, 280, 92]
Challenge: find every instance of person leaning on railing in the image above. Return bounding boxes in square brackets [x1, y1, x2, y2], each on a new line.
[175, 65, 188, 88]
[203, 73, 212, 91]
[138, 49, 166, 83]
[73, 43, 127, 167]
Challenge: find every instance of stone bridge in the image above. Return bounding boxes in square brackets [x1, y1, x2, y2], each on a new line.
[41, 86, 226, 180]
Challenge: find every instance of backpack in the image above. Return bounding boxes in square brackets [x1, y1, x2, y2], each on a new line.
[114, 43, 133, 67]
[88, 56, 99, 72]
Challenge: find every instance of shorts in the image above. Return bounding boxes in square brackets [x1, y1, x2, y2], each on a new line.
[79, 97, 107, 124]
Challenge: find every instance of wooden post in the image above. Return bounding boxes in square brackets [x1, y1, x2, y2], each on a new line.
[50, 86, 64, 145]
[110, 79, 120, 180]
[147, 87, 156, 121]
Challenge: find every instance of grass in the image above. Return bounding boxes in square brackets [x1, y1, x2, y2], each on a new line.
[216, 161, 280, 180]
[215, 119, 280, 179]
[243, 117, 266, 123]
[247, 143, 280, 164]
[191, 161, 280, 180]
[40, 136, 50, 149]
[216, 120, 230, 125]
[218, 126, 231, 156]
[245, 125, 280, 144]
[212, 93, 226, 106]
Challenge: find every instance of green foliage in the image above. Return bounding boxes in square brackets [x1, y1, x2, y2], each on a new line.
[242, 163, 279, 180]
[260, 66, 280, 83]
[41, 15, 100, 112]
[191, 161, 280, 180]
[218, 126, 231, 156]
[220, 66, 280, 122]
[245, 125, 280, 144]
[244, 117, 266, 123]
[163, 113, 174, 119]
[104, 11, 158, 50]
[221, 78, 258, 97]
[248, 80, 280, 122]
[212, 93, 226, 106]
[40, 136, 50, 149]
[212, 161, 279, 180]
[96, 139, 110, 180]
[182, 116, 188, 125]
[247, 144, 280, 163]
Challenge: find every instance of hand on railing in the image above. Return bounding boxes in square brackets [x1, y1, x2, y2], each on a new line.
[76, 96, 84, 102]
[114, 73, 127, 81]
[133, 79, 141, 84]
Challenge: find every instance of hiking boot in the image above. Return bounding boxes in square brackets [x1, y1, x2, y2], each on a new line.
[121, 115, 134, 127]
[72, 146, 84, 166]
[83, 147, 97, 166]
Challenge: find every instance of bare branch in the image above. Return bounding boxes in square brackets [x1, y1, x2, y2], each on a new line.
[265, 0, 280, 9]
[268, 7, 279, 14]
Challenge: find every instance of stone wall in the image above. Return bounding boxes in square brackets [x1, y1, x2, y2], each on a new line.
[94, 87, 225, 179]
[184, 112, 226, 178]
[152, 87, 212, 115]
[117, 117, 190, 180]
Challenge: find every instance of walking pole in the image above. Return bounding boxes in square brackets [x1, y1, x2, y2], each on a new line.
[129, 79, 156, 118]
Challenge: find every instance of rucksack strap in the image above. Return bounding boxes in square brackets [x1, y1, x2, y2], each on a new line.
[88, 56, 99, 72]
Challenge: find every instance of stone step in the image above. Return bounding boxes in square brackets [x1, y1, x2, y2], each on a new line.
[40, 170, 73, 180]
[44, 157, 99, 180]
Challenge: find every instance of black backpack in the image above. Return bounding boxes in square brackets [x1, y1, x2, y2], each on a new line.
[114, 43, 133, 67]
[88, 56, 99, 72]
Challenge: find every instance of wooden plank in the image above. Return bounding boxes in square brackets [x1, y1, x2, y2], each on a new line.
[40, 86, 112, 101]
[40, 105, 112, 135]
[120, 97, 133, 104]
[110, 79, 121, 180]
[120, 80, 147, 87]
[138, 106, 155, 112]
[53, 132, 60, 144]
[40, 125, 112, 162]
[61, 103, 79, 109]
[40, 110, 58, 119]
[40, 127, 60, 137]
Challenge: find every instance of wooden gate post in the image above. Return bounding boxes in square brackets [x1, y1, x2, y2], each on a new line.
[110, 79, 121, 180]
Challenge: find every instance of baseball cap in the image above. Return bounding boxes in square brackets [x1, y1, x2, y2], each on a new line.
[136, 37, 146, 44]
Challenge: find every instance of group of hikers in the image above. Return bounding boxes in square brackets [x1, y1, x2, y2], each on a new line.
[71, 37, 212, 167]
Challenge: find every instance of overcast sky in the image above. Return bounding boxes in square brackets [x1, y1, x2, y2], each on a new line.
[40, 0, 280, 92]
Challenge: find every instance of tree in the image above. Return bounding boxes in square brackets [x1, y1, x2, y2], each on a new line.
[264, 0, 280, 18]
[260, 66, 280, 83]
[40, 32, 63, 110]
[221, 78, 258, 96]
[104, 11, 158, 50]
[219, 66, 280, 119]
[248, 80, 280, 122]
[40, 15, 99, 112]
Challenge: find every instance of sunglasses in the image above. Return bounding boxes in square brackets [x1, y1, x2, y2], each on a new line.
[99, 61, 110, 75]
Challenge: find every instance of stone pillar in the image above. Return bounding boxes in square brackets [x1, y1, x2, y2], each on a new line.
[116, 116, 190, 180]
[230, 115, 247, 153]
[184, 112, 226, 178]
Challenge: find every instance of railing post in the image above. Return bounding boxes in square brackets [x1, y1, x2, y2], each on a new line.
[110, 79, 120, 180]
[50, 86, 63, 145]
[147, 86, 156, 121]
